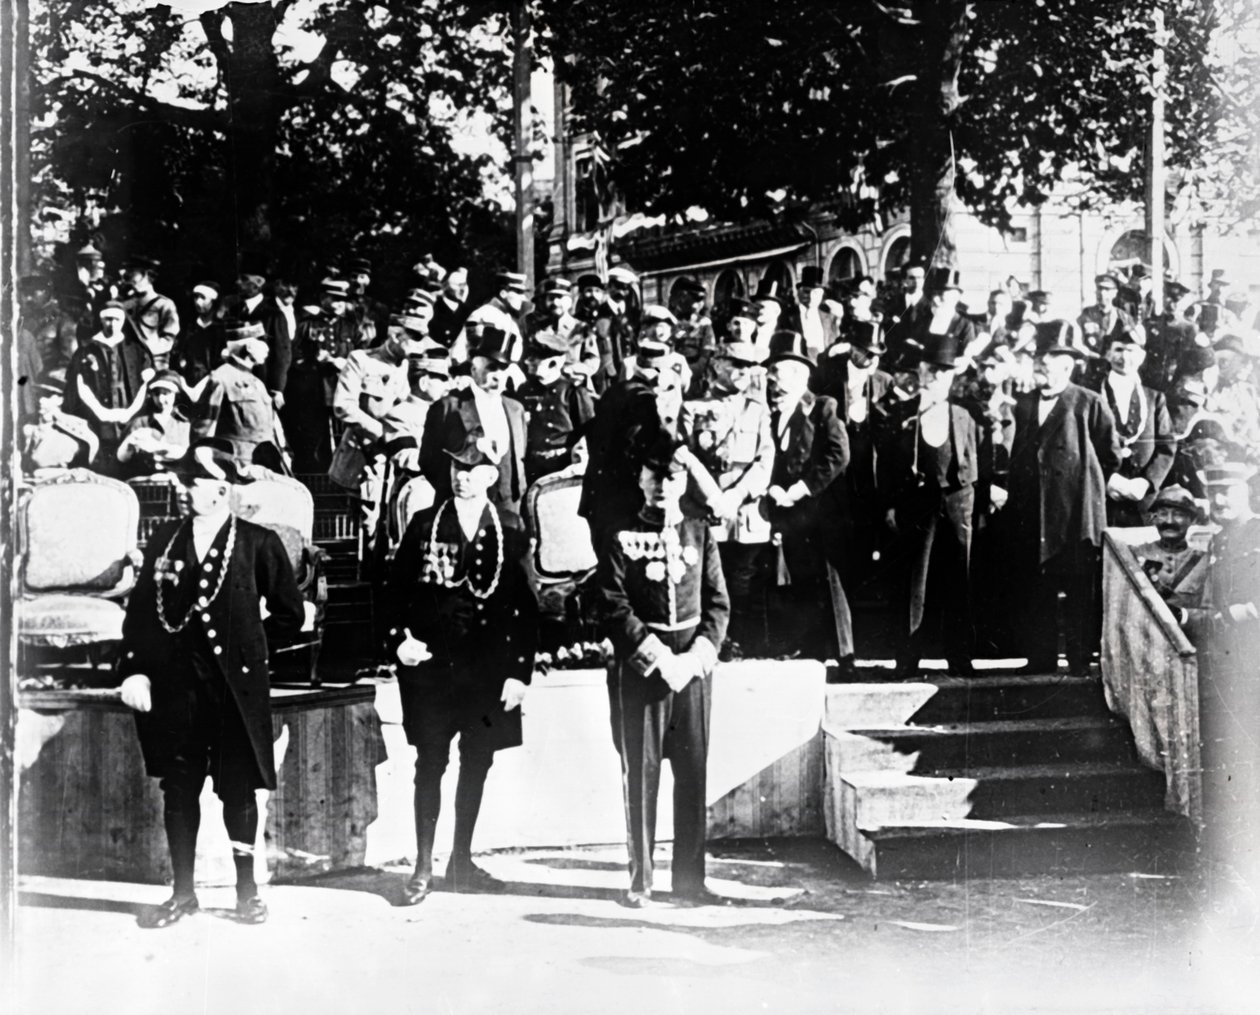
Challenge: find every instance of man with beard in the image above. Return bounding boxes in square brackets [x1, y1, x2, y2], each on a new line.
[1003, 339, 1119, 675]
[420, 327, 528, 514]
[387, 433, 538, 904]
[121, 255, 180, 371]
[764, 331, 852, 662]
[117, 438, 308, 928]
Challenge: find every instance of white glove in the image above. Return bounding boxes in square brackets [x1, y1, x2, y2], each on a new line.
[301, 600, 317, 632]
[500, 677, 528, 711]
[396, 628, 432, 667]
[989, 485, 1008, 511]
[120, 674, 152, 713]
[657, 653, 695, 693]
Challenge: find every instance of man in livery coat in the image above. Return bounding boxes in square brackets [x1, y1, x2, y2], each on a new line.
[117, 438, 307, 928]
[387, 433, 538, 904]
[598, 433, 730, 908]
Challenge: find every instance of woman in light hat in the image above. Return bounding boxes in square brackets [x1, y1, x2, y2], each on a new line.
[118, 369, 192, 478]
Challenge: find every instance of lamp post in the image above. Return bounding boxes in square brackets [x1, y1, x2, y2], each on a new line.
[511, 0, 535, 294]
[1147, 0, 1167, 315]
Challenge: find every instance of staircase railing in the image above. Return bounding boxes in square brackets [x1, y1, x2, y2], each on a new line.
[1100, 530, 1202, 825]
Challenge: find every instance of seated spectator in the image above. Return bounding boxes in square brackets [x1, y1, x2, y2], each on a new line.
[116, 369, 191, 478]
[1131, 486, 1208, 610]
[22, 376, 99, 472]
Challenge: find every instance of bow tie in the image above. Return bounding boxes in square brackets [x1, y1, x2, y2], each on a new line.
[1039, 392, 1061, 402]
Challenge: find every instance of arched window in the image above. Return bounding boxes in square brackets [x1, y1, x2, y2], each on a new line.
[1105, 229, 1178, 279]
[883, 235, 912, 280]
[713, 269, 746, 313]
[668, 276, 706, 309]
[827, 247, 863, 286]
[758, 259, 795, 299]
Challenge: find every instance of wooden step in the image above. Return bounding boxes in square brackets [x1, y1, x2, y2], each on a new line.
[833, 761, 1166, 828]
[845, 809, 1196, 879]
[825, 716, 1139, 773]
[825, 674, 1107, 728]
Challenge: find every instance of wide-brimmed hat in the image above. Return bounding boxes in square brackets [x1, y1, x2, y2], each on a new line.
[1149, 485, 1197, 516]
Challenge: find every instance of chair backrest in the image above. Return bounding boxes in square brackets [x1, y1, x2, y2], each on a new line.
[231, 474, 314, 573]
[20, 469, 139, 593]
[392, 476, 436, 541]
[524, 471, 597, 582]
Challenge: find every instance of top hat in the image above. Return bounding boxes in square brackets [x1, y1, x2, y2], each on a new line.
[799, 266, 825, 289]
[177, 437, 253, 485]
[754, 278, 787, 303]
[495, 269, 527, 294]
[1149, 485, 1198, 516]
[924, 266, 963, 293]
[919, 339, 959, 369]
[767, 330, 815, 368]
[847, 320, 886, 355]
[1035, 319, 1084, 356]
[630, 428, 686, 476]
[473, 326, 523, 364]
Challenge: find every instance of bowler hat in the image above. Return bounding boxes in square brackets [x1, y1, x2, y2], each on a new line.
[767, 330, 815, 368]
[576, 273, 605, 289]
[754, 278, 787, 303]
[847, 320, 886, 355]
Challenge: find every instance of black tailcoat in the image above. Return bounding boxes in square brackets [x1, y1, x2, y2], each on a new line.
[419, 389, 528, 512]
[119, 517, 305, 789]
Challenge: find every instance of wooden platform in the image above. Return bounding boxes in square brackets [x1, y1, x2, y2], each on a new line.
[17, 661, 827, 886]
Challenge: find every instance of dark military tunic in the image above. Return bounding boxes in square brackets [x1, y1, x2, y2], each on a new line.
[597, 510, 729, 896]
[516, 375, 596, 484]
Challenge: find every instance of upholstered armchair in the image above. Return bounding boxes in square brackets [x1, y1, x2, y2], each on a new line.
[16, 469, 141, 655]
[522, 466, 598, 626]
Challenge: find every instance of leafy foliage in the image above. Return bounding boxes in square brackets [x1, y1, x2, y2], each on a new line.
[31, 0, 517, 292]
[537, 0, 1238, 256]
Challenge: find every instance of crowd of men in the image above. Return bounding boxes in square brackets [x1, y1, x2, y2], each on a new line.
[15, 243, 1260, 921]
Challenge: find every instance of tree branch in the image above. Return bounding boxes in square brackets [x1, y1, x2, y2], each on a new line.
[198, 9, 231, 72]
[58, 68, 225, 134]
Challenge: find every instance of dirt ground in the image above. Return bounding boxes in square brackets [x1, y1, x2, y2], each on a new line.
[15, 837, 1260, 1015]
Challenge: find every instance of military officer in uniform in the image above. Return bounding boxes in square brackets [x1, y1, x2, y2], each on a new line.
[284, 279, 357, 471]
[195, 322, 286, 472]
[680, 337, 774, 657]
[121, 254, 180, 370]
[597, 432, 730, 908]
[1077, 273, 1140, 359]
[516, 328, 597, 484]
[117, 438, 309, 928]
[386, 433, 539, 904]
[1132, 485, 1207, 610]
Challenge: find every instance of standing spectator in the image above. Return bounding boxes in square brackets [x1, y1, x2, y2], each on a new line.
[195, 323, 286, 473]
[386, 434, 538, 904]
[347, 255, 390, 347]
[69, 242, 115, 344]
[529, 277, 599, 384]
[122, 255, 180, 370]
[680, 337, 774, 658]
[284, 279, 356, 472]
[915, 267, 977, 366]
[430, 265, 470, 350]
[62, 300, 153, 473]
[751, 278, 786, 348]
[220, 258, 291, 411]
[590, 266, 643, 389]
[878, 343, 982, 677]
[1078, 273, 1139, 358]
[671, 277, 717, 396]
[784, 266, 836, 361]
[172, 281, 224, 390]
[1091, 328, 1175, 526]
[116, 438, 307, 928]
[764, 331, 852, 661]
[1004, 340, 1119, 675]
[1206, 334, 1260, 456]
[596, 432, 729, 908]
[516, 329, 596, 485]
[420, 327, 528, 514]
[466, 269, 529, 344]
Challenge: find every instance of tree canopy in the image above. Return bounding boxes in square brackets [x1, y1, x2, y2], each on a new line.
[537, 0, 1245, 265]
[32, 0, 520, 293]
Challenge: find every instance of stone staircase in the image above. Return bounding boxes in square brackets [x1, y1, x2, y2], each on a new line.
[824, 670, 1197, 879]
